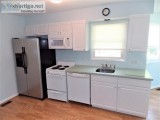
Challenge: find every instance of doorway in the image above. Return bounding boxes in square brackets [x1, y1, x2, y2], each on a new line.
[147, 14, 160, 89]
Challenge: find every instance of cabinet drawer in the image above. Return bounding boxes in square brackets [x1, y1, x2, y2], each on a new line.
[91, 75, 117, 84]
[118, 77, 151, 88]
[47, 90, 67, 101]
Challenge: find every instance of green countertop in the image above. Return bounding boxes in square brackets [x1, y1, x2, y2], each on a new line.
[66, 65, 153, 81]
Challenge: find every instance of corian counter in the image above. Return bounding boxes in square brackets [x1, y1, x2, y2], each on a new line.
[67, 65, 153, 81]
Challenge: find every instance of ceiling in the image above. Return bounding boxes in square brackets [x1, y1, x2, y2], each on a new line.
[45, 0, 136, 13]
[0, 0, 139, 14]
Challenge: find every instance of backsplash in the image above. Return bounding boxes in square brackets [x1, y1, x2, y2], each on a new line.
[56, 50, 146, 69]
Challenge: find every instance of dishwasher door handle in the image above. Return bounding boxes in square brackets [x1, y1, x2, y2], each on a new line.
[67, 73, 89, 78]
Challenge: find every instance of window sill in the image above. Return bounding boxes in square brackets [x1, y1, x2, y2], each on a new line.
[91, 57, 125, 62]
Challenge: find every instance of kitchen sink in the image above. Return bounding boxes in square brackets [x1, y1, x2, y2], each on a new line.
[96, 68, 115, 73]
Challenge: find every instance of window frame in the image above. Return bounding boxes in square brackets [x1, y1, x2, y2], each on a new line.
[90, 19, 128, 61]
[147, 23, 160, 61]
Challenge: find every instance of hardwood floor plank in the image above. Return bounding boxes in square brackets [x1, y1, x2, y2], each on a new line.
[0, 90, 159, 120]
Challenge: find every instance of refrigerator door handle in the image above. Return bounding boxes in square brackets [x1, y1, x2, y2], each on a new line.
[22, 47, 28, 74]
[24, 52, 28, 68]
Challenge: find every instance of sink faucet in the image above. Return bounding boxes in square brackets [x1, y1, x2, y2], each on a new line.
[101, 64, 115, 70]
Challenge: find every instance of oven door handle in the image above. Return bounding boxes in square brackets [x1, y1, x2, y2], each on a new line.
[47, 73, 65, 77]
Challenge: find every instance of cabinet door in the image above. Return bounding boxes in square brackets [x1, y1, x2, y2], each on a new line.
[72, 21, 88, 51]
[128, 15, 150, 51]
[60, 23, 72, 35]
[117, 85, 150, 117]
[25, 25, 37, 36]
[91, 82, 117, 111]
[48, 23, 60, 35]
[36, 24, 48, 35]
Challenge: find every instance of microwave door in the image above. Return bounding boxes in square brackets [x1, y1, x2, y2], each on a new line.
[49, 38, 64, 49]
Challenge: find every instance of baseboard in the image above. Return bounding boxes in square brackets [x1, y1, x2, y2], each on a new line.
[0, 93, 18, 105]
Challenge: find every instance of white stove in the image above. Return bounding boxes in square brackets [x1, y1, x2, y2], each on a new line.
[46, 61, 75, 75]
[46, 61, 75, 101]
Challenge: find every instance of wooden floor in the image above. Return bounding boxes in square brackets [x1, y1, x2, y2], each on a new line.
[0, 90, 159, 120]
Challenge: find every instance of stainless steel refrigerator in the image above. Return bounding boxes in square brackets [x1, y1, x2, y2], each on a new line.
[12, 38, 56, 99]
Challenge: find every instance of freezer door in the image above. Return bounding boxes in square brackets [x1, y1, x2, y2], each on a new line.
[23, 38, 43, 99]
[12, 39, 28, 96]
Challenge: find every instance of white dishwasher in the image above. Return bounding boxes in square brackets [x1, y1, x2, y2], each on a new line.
[67, 72, 90, 104]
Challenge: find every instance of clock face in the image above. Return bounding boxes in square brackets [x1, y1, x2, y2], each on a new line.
[102, 8, 110, 16]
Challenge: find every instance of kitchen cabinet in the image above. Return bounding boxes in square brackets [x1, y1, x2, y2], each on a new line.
[91, 75, 117, 111]
[127, 14, 150, 51]
[72, 20, 89, 51]
[117, 77, 151, 117]
[25, 24, 48, 36]
[48, 22, 72, 36]
[36, 24, 48, 35]
[67, 73, 90, 104]
[91, 74, 151, 117]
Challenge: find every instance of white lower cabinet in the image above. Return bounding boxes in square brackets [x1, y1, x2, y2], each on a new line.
[117, 77, 151, 117]
[117, 85, 149, 117]
[91, 82, 117, 111]
[91, 74, 151, 118]
[91, 75, 117, 111]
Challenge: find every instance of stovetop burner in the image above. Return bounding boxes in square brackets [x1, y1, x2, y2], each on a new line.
[64, 66, 69, 68]
[52, 65, 63, 69]
[51, 65, 70, 70]
[59, 67, 65, 70]
[46, 62, 75, 75]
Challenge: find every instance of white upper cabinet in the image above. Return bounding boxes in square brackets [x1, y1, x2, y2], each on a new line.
[48, 22, 72, 36]
[25, 24, 48, 36]
[72, 20, 89, 51]
[127, 14, 150, 51]
[36, 24, 48, 35]
[61, 23, 72, 35]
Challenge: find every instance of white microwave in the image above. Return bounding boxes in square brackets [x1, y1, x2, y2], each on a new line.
[48, 35, 72, 49]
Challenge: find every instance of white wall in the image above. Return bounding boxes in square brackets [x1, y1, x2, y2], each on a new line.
[0, 14, 25, 104]
[0, 14, 2, 103]
[26, 0, 154, 25]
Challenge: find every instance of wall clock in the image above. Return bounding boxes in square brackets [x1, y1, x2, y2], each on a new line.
[102, 8, 110, 16]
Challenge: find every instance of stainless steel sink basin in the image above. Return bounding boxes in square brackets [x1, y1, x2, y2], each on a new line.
[96, 68, 115, 73]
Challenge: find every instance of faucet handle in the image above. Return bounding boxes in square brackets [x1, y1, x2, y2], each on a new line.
[101, 64, 105, 68]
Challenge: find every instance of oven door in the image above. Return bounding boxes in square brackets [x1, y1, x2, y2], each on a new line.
[46, 74, 67, 92]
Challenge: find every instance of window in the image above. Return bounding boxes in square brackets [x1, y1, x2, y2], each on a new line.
[147, 24, 160, 60]
[90, 19, 128, 60]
